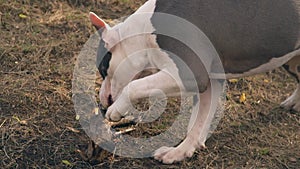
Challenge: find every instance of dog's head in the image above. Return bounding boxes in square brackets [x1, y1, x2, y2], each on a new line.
[89, 12, 157, 108]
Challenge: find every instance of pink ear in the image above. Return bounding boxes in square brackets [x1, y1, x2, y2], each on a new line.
[89, 12, 107, 30]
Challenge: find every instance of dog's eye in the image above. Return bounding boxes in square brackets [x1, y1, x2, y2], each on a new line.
[97, 38, 112, 79]
[99, 52, 112, 79]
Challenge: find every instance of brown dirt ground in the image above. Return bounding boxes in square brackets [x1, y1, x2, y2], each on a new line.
[0, 0, 299, 168]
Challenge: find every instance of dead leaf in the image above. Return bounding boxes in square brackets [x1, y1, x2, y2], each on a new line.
[94, 107, 99, 115]
[61, 160, 72, 166]
[75, 114, 80, 120]
[239, 93, 246, 103]
[19, 14, 27, 19]
[229, 79, 238, 83]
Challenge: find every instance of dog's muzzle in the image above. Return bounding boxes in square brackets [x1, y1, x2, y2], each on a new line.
[99, 95, 113, 116]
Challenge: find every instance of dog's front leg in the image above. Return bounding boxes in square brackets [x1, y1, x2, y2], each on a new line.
[154, 80, 222, 164]
[105, 70, 181, 121]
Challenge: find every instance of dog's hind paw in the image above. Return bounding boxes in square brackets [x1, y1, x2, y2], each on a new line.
[281, 87, 300, 112]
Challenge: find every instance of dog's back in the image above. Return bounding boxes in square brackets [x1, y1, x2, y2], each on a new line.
[153, 0, 300, 74]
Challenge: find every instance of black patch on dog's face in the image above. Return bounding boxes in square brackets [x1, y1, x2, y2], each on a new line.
[97, 38, 112, 79]
[297, 65, 300, 73]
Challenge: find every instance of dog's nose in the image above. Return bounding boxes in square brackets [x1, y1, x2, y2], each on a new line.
[108, 95, 113, 106]
[99, 95, 114, 117]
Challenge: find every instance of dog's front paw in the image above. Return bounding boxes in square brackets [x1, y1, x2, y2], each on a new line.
[105, 104, 123, 121]
[154, 146, 195, 164]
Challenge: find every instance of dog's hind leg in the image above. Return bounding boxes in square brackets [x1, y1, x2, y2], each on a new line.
[281, 55, 300, 111]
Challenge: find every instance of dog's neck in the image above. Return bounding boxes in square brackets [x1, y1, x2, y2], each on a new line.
[110, 0, 158, 66]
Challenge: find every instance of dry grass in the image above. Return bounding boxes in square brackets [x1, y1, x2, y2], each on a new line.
[0, 0, 299, 168]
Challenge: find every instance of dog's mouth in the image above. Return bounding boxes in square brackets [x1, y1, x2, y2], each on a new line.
[99, 95, 113, 116]
[99, 104, 107, 117]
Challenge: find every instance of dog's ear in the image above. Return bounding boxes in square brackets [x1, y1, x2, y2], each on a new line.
[90, 12, 120, 50]
[89, 12, 110, 30]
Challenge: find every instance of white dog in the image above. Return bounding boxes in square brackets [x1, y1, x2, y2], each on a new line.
[89, 0, 300, 164]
